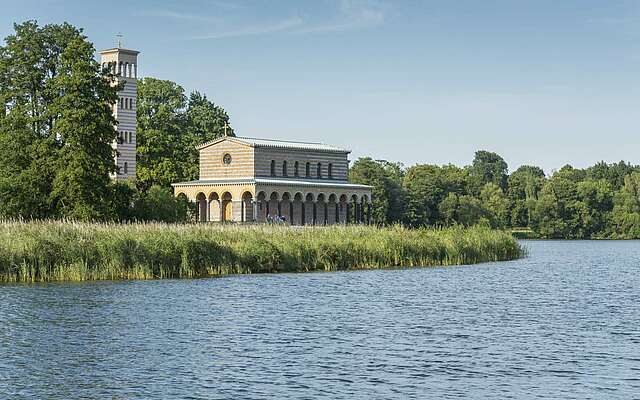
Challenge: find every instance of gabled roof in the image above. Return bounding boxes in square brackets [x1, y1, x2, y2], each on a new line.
[196, 136, 351, 153]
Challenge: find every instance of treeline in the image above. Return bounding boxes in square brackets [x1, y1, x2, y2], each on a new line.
[350, 154, 640, 239]
[0, 21, 231, 222]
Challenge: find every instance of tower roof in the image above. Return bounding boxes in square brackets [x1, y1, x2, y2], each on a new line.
[99, 48, 140, 55]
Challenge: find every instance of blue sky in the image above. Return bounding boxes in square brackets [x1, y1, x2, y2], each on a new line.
[2, 0, 639, 173]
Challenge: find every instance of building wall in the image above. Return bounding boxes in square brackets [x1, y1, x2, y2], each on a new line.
[100, 48, 139, 180]
[199, 140, 255, 180]
[254, 147, 350, 181]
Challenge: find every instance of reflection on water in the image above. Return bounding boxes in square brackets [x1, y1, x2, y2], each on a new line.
[1, 241, 639, 399]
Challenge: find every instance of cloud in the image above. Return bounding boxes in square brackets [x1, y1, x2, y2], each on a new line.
[144, 0, 387, 40]
[136, 10, 220, 23]
[188, 17, 305, 40]
[295, 0, 386, 34]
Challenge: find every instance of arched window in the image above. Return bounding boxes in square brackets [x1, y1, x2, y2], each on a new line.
[294, 161, 299, 177]
[305, 162, 311, 177]
[282, 161, 288, 176]
[123, 162, 128, 175]
[271, 160, 276, 176]
[317, 163, 322, 179]
[328, 163, 333, 179]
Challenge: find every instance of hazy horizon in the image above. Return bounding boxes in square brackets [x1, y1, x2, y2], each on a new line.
[2, 0, 639, 174]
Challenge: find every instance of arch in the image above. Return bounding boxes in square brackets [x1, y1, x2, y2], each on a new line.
[338, 194, 349, 224]
[316, 194, 327, 225]
[305, 162, 311, 177]
[305, 193, 316, 225]
[221, 192, 233, 222]
[196, 192, 207, 222]
[257, 191, 267, 222]
[242, 191, 254, 222]
[268, 192, 280, 219]
[327, 194, 338, 225]
[317, 162, 322, 179]
[280, 192, 292, 223]
[294, 161, 299, 177]
[350, 194, 360, 224]
[292, 192, 304, 225]
[282, 161, 288, 177]
[208, 192, 220, 222]
[328, 163, 333, 179]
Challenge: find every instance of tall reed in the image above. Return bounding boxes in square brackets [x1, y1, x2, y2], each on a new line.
[0, 221, 524, 283]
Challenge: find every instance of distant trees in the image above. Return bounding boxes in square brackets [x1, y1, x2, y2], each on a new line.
[349, 158, 405, 225]
[352, 151, 640, 238]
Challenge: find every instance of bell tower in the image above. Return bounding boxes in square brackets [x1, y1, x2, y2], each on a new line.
[99, 43, 139, 180]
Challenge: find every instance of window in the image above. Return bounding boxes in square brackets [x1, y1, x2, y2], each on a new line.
[282, 161, 288, 176]
[317, 163, 322, 179]
[123, 162, 128, 175]
[305, 162, 310, 177]
[129, 132, 133, 143]
[271, 160, 276, 176]
[328, 163, 333, 179]
[294, 161, 299, 177]
[223, 153, 232, 164]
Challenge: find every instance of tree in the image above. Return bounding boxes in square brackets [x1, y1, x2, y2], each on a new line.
[349, 158, 406, 224]
[612, 172, 640, 238]
[403, 164, 469, 227]
[0, 21, 119, 220]
[136, 78, 234, 190]
[469, 150, 508, 192]
[48, 36, 119, 219]
[507, 165, 545, 227]
[480, 182, 510, 228]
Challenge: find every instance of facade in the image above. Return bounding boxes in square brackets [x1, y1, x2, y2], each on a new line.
[99, 47, 139, 180]
[172, 136, 373, 224]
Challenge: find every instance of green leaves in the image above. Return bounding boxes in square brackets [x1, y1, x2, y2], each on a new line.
[136, 78, 233, 191]
[0, 21, 118, 221]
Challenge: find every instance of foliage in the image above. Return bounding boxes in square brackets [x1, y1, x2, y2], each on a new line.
[136, 78, 233, 191]
[359, 153, 640, 238]
[469, 150, 508, 192]
[0, 221, 524, 282]
[0, 21, 119, 221]
[349, 158, 406, 224]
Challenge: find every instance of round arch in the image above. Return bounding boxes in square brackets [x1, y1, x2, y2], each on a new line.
[221, 192, 233, 222]
[241, 191, 254, 222]
[196, 192, 207, 222]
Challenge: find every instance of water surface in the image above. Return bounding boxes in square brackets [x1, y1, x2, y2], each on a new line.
[1, 241, 639, 399]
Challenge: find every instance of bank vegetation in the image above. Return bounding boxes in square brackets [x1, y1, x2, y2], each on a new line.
[0, 222, 523, 283]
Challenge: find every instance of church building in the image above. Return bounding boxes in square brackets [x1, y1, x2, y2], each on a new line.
[172, 136, 373, 225]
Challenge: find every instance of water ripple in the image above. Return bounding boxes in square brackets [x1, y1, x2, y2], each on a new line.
[1, 240, 640, 399]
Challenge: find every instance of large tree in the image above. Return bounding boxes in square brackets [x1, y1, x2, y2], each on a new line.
[0, 21, 119, 220]
[136, 78, 233, 190]
[469, 150, 508, 193]
[349, 158, 406, 225]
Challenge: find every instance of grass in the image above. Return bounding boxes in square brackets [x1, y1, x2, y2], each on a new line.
[0, 221, 524, 283]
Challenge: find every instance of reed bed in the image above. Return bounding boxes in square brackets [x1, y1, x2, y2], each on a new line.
[0, 221, 524, 283]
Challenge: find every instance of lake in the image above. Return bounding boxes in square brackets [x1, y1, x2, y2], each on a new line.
[1, 240, 639, 399]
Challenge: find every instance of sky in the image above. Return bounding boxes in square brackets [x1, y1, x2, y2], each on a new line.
[2, 0, 639, 173]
